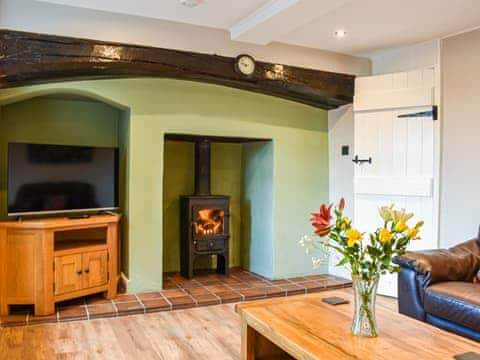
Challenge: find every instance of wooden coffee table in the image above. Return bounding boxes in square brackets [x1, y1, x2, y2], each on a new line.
[236, 289, 479, 359]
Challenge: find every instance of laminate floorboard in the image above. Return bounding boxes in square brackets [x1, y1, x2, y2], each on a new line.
[0, 293, 397, 360]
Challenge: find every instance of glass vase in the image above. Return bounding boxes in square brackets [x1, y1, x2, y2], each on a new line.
[351, 275, 379, 337]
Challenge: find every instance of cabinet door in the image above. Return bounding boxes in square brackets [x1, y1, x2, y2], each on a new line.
[83, 250, 108, 289]
[54, 254, 83, 296]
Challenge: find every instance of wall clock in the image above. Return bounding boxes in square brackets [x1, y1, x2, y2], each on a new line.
[234, 54, 256, 77]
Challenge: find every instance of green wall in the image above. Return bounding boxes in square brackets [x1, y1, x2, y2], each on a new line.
[163, 141, 194, 272]
[242, 142, 274, 277]
[0, 79, 329, 292]
[0, 97, 122, 220]
[163, 141, 243, 273]
[118, 110, 131, 275]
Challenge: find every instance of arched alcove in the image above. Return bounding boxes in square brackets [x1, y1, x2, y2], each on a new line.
[0, 92, 131, 276]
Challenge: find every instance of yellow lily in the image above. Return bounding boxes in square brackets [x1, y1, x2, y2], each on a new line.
[407, 227, 420, 240]
[346, 229, 362, 247]
[395, 220, 408, 233]
[339, 217, 351, 230]
[379, 228, 393, 244]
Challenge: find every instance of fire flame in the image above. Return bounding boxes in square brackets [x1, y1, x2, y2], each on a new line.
[194, 208, 224, 236]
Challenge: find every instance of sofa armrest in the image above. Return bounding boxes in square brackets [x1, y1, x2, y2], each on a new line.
[394, 249, 467, 321]
[394, 239, 480, 284]
[397, 267, 427, 321]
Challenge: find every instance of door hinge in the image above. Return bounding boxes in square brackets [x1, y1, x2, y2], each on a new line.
[397, 105, 438, 120]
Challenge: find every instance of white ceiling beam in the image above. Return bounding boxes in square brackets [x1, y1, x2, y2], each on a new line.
[229, 0, 351, 45]
[230, 0, 299, 44]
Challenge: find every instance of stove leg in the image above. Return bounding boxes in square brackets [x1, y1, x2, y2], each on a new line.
[217, 253, 229, 276]
[181, 254, 194, 279]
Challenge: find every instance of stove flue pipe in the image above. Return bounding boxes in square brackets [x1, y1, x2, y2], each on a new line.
[194, 139, 211, 196]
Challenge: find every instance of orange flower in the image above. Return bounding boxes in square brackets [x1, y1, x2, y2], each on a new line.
[338, 198, 345, 212]
[311, 203, 333, 237]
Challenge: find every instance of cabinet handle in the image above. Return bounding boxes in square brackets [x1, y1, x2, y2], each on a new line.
[209, 242, 214, 247]
[85, 269, 90, 274]
[77, 270, 83, 275]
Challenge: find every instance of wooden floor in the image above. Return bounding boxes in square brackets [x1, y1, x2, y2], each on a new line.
[0, 292, 397, 360]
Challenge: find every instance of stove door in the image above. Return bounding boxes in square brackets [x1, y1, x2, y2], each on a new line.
[192, 206, 226, 237]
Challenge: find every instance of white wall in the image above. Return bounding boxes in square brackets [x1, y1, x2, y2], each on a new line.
[0, 0, 370, 76]
[364, 40, 439, 75]
[328, 105, 354, 278]
[328, 105, 354, 217]
[440, 28, 480, 247]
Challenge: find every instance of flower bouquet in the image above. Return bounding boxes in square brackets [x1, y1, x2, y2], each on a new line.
[300, 198, 423, 337]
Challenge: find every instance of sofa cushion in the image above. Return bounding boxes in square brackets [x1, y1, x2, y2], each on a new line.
[424, 281, 480, 331]
[397, 239, 480, 284]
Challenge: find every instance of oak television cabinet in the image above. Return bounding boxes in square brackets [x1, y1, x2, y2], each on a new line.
[0, 214, 120, 316]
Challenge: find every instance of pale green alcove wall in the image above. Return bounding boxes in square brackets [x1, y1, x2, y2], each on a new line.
[0, 96, 124, 220]
[0, 78, 329, 292]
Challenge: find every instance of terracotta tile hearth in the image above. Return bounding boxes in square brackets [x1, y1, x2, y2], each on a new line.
[0, 270, 351, 327]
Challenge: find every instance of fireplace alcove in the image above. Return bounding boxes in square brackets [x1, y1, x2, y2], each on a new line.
[163, 134, 273, 279]
[0, 77, 332, 293]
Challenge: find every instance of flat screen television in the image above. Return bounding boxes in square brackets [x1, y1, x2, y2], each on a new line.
[7, 143, 119, 216]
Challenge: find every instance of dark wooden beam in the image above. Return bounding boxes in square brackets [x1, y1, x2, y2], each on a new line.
[0, 30, 355, 110]
[165, 134, 272, 143]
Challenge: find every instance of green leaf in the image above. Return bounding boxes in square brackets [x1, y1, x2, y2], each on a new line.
[336, 257, 350, 267]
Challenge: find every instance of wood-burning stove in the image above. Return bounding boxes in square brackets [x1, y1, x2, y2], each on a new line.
[180, 139, 230, 278]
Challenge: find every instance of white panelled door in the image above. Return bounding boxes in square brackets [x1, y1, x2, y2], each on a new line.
[353, 68, 438, 297]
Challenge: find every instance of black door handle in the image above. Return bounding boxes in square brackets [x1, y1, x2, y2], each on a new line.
[352, 155, 372, 165]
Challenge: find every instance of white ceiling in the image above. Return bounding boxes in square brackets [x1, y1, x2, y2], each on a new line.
[35, 0, 480, 54]
[34, 0, 271, 30]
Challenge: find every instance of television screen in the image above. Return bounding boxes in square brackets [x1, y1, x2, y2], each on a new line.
[7, 143, 119, 215]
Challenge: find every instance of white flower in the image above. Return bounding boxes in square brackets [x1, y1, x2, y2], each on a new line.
[312, 257, 322, 269]
[378, 204, 394, 222]
[299, 235, 314, 255]
[299, 235, 312, 246]
[393, 209, 414, 223]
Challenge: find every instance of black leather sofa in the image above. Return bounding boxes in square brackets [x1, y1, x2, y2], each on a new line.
[394, 235, 480, 342]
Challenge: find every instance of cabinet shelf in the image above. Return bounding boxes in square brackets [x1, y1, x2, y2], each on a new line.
[54, 239, 108, 255]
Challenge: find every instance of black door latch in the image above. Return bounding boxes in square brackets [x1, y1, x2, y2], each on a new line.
[352, 155, 372, 165]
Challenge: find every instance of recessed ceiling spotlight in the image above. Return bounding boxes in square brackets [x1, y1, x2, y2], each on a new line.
[334, 30, 347, 38]
[180, 0, 205, 8]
